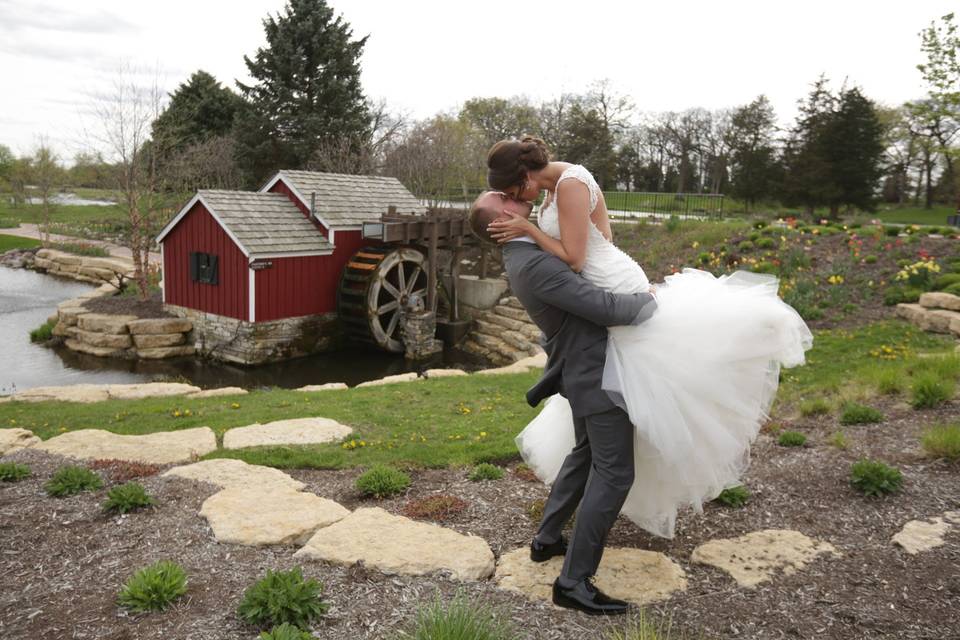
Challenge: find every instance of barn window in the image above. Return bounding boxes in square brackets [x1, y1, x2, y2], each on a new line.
[189, 252, 218, 285]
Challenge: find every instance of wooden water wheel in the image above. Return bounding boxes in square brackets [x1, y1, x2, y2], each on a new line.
[337, 246, 430, 352]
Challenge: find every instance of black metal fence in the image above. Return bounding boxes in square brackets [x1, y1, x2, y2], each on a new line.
[603, 192, 726, 219]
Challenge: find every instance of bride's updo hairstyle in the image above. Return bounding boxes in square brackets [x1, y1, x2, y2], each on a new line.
[487, 136, 550, 190]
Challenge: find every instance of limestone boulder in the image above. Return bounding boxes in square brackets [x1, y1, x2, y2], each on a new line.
[691, 529, 840, 588]
[223, 417, 353, 450]
[78, 266, 117, 281]
[925, 309, 960, 333]
[919, 292, 960, 311]
[64, 338, 129, 358]
[163, 458, 305, 492]
[423, 369, 468, 378]
[200, 487, 350, 546]
[186, 387, 248, 399]
[496, 547, 686, 605]
[0, 428, 42, 455]
[895, 303, 926, 324]
[356, 372, 420, 388]
[295, 507, 495, 581]
[296, 383, 348, 392]
[51, 322, 71, 337]
[132, 333, 186, 349]
[892, 517, 951, 554]
[476, 362, 532, 376]
[81, 256, 134, 273]
[77, 313, 136, 335]
[32, 257, 54, 270]
[105, 383, 200, 401]
[57, 262, 80, 274]
[513, 352, 547, 369]
[13, 384, 111, 403]
[57, 307, 88, 326]
[49, 251, 82, 265]
[36, 426, 216, 463]
[73, 328, 132, 349]
[128, 318, 193, 335]
[136, 345, 196, 359]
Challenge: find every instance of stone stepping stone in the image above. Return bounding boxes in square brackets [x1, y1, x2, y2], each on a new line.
[295, 507, 495, 581]
[222, 417, 353, 450]
[36, 427, 217, 464]
[423, 369, 468, 378]
[187, 387, 248, 399]
[691, 529, 840, 588]
[163, 458, 304, 492]
[200, 486, 350, 546]
[495, 547, 686, 605]
[892, 511, 960, 554]
[0, 428, 41, 455]
[296, 383, 348, 392]
[355, 372, 420, 387]
[12, 382, 200, 403]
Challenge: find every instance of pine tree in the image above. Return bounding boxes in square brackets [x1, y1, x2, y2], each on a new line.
[727, 95, 781, 210]
[235, 0, 371, 184]
[151, 70, 241, 152]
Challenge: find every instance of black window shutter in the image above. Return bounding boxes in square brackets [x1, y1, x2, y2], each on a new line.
[189, 252, 199, 282]
[208, 255, 219, 285]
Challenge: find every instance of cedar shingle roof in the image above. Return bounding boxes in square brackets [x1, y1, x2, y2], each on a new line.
[270, 170, 426, 227]
[196, 190, 333, 257]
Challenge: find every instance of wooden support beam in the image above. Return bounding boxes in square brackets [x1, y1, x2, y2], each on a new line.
[450, 236, 462, 321]
[427, 211, 439, 311]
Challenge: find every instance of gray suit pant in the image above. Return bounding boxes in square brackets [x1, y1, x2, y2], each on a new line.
[535, 405, 635, 583]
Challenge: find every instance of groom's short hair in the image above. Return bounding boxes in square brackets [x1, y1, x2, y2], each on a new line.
[468, 191, 499, 245]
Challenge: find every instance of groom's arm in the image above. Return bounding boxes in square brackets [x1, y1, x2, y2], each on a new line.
[529, 253, 656, 327]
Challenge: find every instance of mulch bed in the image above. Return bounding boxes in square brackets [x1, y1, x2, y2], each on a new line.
[2, 394, 958, 639]
[81, 292, 174, 320]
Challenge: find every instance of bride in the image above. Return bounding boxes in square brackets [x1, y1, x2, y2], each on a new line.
[486, 137, 813, 539]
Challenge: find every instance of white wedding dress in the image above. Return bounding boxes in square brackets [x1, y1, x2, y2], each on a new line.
[515, 165, 813, 539]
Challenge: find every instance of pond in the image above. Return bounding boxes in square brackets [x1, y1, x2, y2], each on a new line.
[1, 266, 481, 395]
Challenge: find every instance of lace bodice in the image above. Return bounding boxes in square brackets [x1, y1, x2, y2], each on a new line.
[538, 165, 650, 295]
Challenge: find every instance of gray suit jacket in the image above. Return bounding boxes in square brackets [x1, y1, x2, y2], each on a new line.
[502, 241, 657, 419]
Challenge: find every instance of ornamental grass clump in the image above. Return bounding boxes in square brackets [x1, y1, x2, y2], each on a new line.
[851, 459, 903, 496]
[355, 465, 411, 498]
[839, 403, 884, 425]
[714, 485, 749, 508]
[799, 398, 830, 417]
[920, 423, 960, 461]
[259, 623, 313, 640]
[402, 494, 468, 521]
[117, 560, 188, 612]
[0, 462, 30, 482]
[238, 567, 328, 630]
[910, 372, 955, 409]
[468, 463, 505, 482]
[103, 482, 155, 514]
[45, 465, 103, 497]
[394, 590, 516, 640]
[778, 431, 807, 447]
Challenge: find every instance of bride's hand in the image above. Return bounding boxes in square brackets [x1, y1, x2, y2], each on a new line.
[487, 210, 535, 244]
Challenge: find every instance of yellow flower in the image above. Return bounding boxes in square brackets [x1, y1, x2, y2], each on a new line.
[231, 402, 240, 409]
[691, 241, 700, 249]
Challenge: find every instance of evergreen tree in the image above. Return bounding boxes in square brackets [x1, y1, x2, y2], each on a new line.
[235, 0, 371, 184]
[151, 70, 241, 152]
[556, 103, 617, 189]
[727, 96, 781, 210]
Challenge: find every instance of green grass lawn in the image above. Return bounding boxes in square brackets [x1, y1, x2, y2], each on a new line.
[0, 233, 41, 251]
[873, 205, 957, 226]
[2, 320, 956, 471]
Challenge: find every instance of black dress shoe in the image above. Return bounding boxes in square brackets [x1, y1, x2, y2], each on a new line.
[530, 536, 567, 562]
[552, 578, 629, 616]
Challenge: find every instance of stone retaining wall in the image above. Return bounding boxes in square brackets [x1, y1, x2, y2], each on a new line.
[33, 248, 134, 286]
[52, 307, 194, 360]
[164, 304, 340, 365]
[896, 292, 960, 338]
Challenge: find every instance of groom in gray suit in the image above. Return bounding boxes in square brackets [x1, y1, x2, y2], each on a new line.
[470, 191, 657, 616]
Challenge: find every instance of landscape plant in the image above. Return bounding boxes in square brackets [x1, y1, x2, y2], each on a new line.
[355, 465, 411, 498]
[238, 567, 328, 630]
[402, 494, 468, 521]
[714, 485, 749, 507]
[778, 431, 807, 447]
[117, 560, 188, 612]
[850, 459, 903, 496]
[259, 623, 313, 640]
[0, 462, 30, 482]
[839, 403, 883, 425]
[45, 465, 103, 497]
[103, 481, 155, 514]
[920, 423, 960, 460]
[468, 462, 505, 481]
[393, 590, 516, 640]
[910, 372, 955, 409]
[29, 319, 55, 343]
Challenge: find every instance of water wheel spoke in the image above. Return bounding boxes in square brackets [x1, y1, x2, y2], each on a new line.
[385, 311, 400, 338]
[405, 266, 422, 294]
[409, 288, 427, 300]
[377, 300, 400, 314]
[396, 263, 406, 293]
[381, 279, 402, 299]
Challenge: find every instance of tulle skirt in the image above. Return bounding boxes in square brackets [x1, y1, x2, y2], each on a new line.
[514, 268, 813, 539]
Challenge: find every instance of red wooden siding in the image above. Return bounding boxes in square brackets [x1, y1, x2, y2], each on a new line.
[254, 255, 336, 321]
[162, 201, 248, 320]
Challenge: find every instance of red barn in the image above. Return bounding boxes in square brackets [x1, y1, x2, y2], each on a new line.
[155, 171, 425, 364]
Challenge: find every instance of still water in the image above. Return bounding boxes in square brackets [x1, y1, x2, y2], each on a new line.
[1, 267, 478, 395]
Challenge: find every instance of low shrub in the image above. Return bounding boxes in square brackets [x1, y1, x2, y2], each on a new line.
[883, 286, 922, 306]
[910, 372, 955, 409]
[29, 319, 55, 343]
[799, 398, 830, 417]
[839, 403, 883, 425]
[874, 368, 904, 395]
[45, 465, 103, 497]
[827, 431, 849, 449]
[932, 273, 960, 291]
[468, 463, 504, 482]
[748, 231, 761, 242]
[944, 282, 960, 295]
[737, 240, 754, 252]
[864, 254, 878, 264]
[664, 215, 681, 233]
[117, 560, 188, 612]
[850, 459, 903, 496]
[88, 459, 163, 483]
[238, 567, 328, 629]
[103, 482, 155, 514]
[778, 431, 807, 447]
[355, 465, 411, 498]
[47, 241, 110, 257]
[0, 462, 31, 482]
[884, 226, 901, 237]
[396, 590, 516, 640]
[259, 623, 313, 640]
[714, 485, 749, 508]
[697, 251, 712, 265]
[920, 423, 960, 460]
[402, 494, 468, 521]
[756, 237, 777, 250]
[751, 260, 778, 274]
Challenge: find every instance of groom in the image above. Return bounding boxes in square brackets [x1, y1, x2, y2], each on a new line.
[469, 191, 657, 615]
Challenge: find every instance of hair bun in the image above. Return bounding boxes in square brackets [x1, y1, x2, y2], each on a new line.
[519, 136, 550, 164]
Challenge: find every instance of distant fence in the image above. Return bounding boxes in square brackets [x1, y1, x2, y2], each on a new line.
[603, 192, 726, 219]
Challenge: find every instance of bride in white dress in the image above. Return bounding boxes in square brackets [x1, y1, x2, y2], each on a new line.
[486, 137, 813, 539]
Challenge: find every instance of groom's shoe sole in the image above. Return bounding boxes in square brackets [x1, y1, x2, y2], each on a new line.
[530, 537, 567, 563]
[551, 580, 629, 616]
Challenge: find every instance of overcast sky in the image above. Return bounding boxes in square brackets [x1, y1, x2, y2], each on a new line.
[0, 0, 956, 160]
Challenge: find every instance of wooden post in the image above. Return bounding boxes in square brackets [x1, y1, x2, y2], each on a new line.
[427, 211, 438, 311]
[450, 236, 462, 321]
